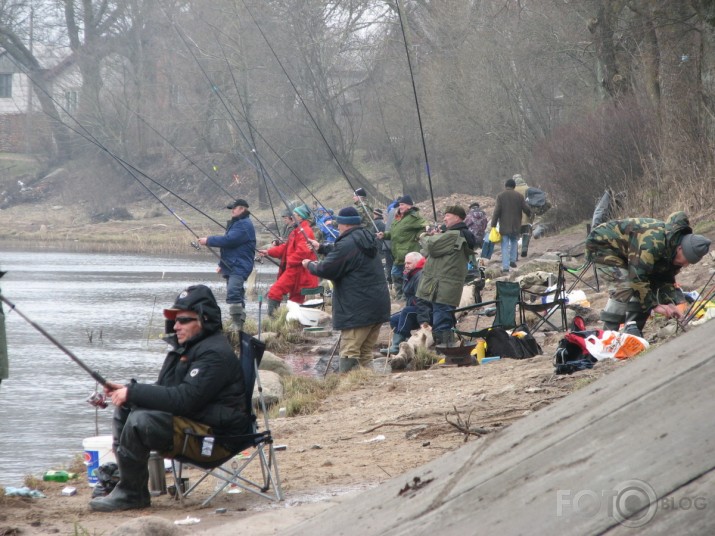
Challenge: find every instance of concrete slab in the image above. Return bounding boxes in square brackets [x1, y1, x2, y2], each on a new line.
[279, 323, 715, 535]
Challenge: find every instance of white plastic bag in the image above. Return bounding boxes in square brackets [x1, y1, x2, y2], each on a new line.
[584, 331, 649, 360]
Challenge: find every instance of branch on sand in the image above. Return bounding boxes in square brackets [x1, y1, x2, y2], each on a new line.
[445, 405, 490, 442]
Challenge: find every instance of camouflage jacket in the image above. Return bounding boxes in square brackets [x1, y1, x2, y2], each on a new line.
[585, 211, 692, 311]
[354, 199, 375, 232]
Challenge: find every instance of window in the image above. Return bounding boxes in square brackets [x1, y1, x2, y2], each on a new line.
[0, 74, 12, 98]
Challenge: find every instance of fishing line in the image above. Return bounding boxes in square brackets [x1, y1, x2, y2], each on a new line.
[12, 57, 279, 269]
[395, 0, 438, 223]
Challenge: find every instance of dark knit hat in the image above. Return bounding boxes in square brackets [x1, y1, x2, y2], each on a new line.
[227, 198, 249, 209]
[354, 187, 367, 197]
[445, 205, 466, 220]
[469, 201, 480, 209]
[373, 208, 384, 217]
[336, 206, 362, 225]
[681, 234, 711, 264]
[397, 195, 414, 206]
[505, 178, 516, 189]
[293, 204, 311, 220]
[281, 208, 292, 218]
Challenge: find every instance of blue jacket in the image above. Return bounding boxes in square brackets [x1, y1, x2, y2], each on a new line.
[206, 212, 256, 278]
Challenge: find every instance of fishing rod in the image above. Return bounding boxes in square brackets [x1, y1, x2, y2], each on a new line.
[164, 8, 338, 241]
[1, 294, 107, 387]
[237, 0, 383, 230]
[213, 35, 279, 233]
[124, 105, 282, 242]
[13, 58, 280, 270]
[395, 0, 438, 223]
[204, 21, 341, 219]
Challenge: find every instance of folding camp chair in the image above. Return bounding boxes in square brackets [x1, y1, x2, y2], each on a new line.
[519, 264, 568, 333]
[559, 252, 600, 293]
[453, 281, 521, 340]
[170, 332, 283, 506]
[300, 286, 325, 310]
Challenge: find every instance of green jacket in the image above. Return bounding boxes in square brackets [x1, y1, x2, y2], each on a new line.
[383, 207, 428, 264]
[585, 211, 691, 311]
[416, 225, 474, 307]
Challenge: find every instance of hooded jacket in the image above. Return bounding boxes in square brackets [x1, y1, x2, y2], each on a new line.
[417, 222, 477, 307]
[586, 211, 693, 311]
[383, 207, 428, 264]
[206, 211, 256, 278]
[308, 226, 390, 330]
[127, 285, 250, 446]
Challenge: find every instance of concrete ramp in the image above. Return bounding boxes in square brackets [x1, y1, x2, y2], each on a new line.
[281, 324, 715, 535]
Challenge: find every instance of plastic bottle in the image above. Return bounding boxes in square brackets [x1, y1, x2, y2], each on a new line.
[42, 470, 77, 482]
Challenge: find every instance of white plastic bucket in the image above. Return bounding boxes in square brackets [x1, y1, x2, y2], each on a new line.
[83, 435, 116, 485]
[297, 305, 322, 326]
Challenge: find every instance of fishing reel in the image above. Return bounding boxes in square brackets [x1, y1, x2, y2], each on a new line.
[190, 241, 201, 250]
[87, 391, 108, 409]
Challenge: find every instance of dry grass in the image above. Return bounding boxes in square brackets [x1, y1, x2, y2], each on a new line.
[276, 368, 376, 417]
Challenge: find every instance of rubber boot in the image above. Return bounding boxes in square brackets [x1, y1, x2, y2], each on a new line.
[89, 447, 150, 512]
[267, 299, 282, 317]
[229, 304, 246, 332]
[339, 357, 359, 373]
[521, 233, 531, 257]
[624, 308, 649, 337]
[380, 332, 405, 355]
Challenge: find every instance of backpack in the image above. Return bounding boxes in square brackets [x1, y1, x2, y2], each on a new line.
[485, 326, 542, 359]
[525, 187, 551, 216]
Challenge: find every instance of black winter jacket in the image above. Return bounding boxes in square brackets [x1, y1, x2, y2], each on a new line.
[308, 226, 390, 330]
[127, 285, 250, 447]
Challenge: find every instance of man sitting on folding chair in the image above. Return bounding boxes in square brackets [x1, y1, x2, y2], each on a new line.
[90, 285, 251, 512]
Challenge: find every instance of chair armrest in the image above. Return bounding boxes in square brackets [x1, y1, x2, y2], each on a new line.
[455, 299, 497, 313]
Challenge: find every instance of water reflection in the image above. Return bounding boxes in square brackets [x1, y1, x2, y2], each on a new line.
[0, 250, 276, 487]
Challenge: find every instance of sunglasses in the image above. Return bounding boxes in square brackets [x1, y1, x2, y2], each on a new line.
[174, 316, 199, 325]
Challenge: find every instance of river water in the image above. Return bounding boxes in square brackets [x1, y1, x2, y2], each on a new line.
[0, 249, 278, 487]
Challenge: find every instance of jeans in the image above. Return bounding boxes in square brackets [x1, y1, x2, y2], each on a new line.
[391, 264, 405, 296]
[501, 233, 519, 270]
[389, 306, 419, 338]
[431, 302, 455, 332]
[226, 274, 246, 305]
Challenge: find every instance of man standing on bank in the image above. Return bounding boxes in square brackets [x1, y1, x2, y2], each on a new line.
[416, 206, 477, 345]
[198, 198, 256, 332]
[89, 285, 250, 512]
[303, 207, 390, 372]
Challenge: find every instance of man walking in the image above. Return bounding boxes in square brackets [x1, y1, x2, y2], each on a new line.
[586, 211, 711, 337]
[198, 199, 256, 332]
[303, 207, 390, 372]
[89, 285, 251, 512]
[491, 178, 531, 273]
[417, 206, 477, 345]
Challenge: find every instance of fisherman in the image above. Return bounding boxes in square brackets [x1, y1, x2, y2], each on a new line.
[0, 269, 8, 390]
[259, 205, 319, 316]
[417, 206, 477, 345]
[352, 188, 375, 230]
[586, 212, 711, 337]
[89, 285, 250, 512]
[376, 195, 428, 299]
[382, 251, 430, 354]
[198, 199, 256, 332]
[303, 207, 390, 372]
[277, 208, 295, 242]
